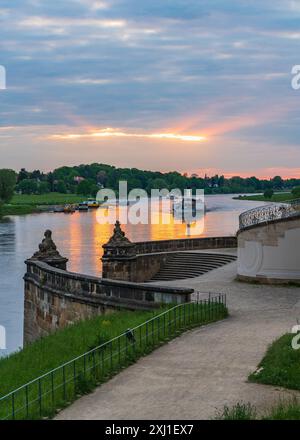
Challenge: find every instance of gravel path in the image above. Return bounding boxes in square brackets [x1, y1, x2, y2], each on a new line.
[56, 251, 300, 420]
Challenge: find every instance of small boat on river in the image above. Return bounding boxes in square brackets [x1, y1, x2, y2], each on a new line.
[78, 202, 89, 211]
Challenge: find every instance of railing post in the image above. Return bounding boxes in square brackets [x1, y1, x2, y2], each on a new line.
[83, 354, 86, 377]
[146, 321, 148, 345]
[139, 326, 142, 348]
[174, 308, 176, 333]
[11, 393, 15, 420]
[101, 347, 105, 377]
[62, 365, 66, 401]
[152, 319, 154, 344]
[110, 342, 113, 370]
[51, 371, 54, 409]
[92, 351, 96, 378]
[25, 385, 29, 419]
[73, 360, 76, 395]
[38, 378, 42, 417]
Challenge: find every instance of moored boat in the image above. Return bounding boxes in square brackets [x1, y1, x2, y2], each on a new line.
[87, 198, 100, 208]
[63, 204, 75, 214]
[78, 202, 89, 211]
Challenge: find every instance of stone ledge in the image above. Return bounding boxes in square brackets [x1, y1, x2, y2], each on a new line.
[237, 274, 300, 285]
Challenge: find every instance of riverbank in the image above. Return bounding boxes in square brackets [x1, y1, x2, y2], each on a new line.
[1, 193, 85, 216]
[233, 193, 294, 203]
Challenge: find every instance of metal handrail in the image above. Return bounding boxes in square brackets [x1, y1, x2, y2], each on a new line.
[0, 303, 189, 398]
[239, 199, 300, 230]
[0, 295, 227, 420]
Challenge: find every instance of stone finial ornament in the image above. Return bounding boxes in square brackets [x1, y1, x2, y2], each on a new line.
[102, 221, 136, 259]
[29, 230, 68, 269]
[105, 221, 132, 246]
[34, 230, 59, 257]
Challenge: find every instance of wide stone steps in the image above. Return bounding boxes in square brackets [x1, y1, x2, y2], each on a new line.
[150, 252, 236, 281]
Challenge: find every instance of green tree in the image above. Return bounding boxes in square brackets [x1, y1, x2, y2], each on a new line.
[77, 179, 95, 196]
[37, 181, 50, 194]
[264, 189, 274, 199]
[17, 179, 38, 194]
[272, 176, 283, 190]
[55, 181, 67, 193]
[0, 169, 16, 211]
[292, 186, 300, 198]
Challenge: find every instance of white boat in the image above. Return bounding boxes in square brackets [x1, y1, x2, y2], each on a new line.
[78, 202, 89, 211]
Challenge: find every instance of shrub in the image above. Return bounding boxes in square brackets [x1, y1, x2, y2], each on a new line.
[292, 187, 300, 198]
[264, 189, 274, 199]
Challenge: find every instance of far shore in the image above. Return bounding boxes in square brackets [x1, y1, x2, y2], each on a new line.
[1, 193, 85, 216]
[1, 191, 297, 218]
[232, 192, 295, 203]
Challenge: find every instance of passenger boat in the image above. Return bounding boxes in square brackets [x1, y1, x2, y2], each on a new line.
[53, 206, 65, 213]
[87, 198, 100, 208]
[78, 202, 89, 211]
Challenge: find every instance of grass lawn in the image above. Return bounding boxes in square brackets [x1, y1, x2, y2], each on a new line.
[216, 333, 300, 420]
[1, 205, 40, 216]
[233, 192, 295, 203]
[1, 193, 85, 216]
[217, 399, 300, 420]
[0, 309, 158, 398]
[249, 333, 300, 390]
[10, 193, 85, 206]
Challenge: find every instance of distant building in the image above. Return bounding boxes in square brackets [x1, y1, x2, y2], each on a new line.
[74, 176, 85, 184]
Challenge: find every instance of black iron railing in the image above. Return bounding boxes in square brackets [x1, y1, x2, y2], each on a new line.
[0, 295, 227, 420]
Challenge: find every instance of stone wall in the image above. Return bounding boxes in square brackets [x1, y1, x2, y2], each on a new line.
[102, 235, 237, 282]
[237, 214, 300, 283]
[24, 260, 193, 344]
[134, 236, 237, 254]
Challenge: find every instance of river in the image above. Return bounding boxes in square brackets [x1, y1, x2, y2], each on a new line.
[0, 194, 268, 355]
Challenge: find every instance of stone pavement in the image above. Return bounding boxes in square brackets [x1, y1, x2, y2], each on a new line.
[56, 250, 300, 420]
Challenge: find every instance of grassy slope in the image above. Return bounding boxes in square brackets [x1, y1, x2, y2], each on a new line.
[0, 301, 228, 419]
[10, 193, 85, 206]
[0, 309, 157, 397]
[249, 333, 300, 390]
[1, 193, 85, 216]
[233, 193, 295, 202]
[217, 400, 300, 420]
[217, 334, 300, 420]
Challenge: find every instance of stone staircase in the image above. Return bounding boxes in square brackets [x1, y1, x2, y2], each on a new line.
[150, 252, 237, 281]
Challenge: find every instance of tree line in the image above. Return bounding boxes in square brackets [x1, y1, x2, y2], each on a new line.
[0, 164, 300, 202]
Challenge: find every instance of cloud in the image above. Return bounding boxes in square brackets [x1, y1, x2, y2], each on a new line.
[0, 0, 299, 175]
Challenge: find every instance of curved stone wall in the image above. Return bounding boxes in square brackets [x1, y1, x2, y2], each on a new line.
[102, 236, 237, 282]
[24, 260, 193, 344]
[237, 215, 300, 283]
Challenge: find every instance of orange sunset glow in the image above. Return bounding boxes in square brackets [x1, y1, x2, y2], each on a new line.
[50, 128, 207, 143]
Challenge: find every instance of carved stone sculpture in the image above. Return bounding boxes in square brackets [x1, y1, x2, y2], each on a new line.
[28, 230, 68, 270]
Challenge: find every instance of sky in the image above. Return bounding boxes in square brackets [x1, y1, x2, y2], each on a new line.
[0, 0, 300, 178]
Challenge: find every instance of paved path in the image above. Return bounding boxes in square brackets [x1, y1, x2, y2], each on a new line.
[56, 251, 300, 420]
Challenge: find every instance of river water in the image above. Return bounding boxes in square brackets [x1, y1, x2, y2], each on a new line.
[0, 194, 268, 355]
